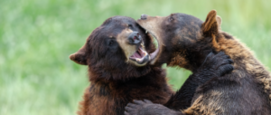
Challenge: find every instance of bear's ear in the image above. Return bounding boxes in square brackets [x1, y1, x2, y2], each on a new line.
[202, 10, 221, 36]
[69, 44, 88, 65]
[216, 15, 222, 30]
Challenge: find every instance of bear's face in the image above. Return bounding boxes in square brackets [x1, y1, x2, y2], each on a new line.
[70, 16, 158, 80]
[137, 11, 222, 70]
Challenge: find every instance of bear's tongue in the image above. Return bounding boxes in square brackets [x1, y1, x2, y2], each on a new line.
[132, 51, 142, 58]
[130, 48, 145, 60]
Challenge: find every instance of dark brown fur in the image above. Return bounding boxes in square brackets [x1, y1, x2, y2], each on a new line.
[70, 16, 173, 115]
[77, 67, 172, 115]
[125, 10, 271, 115]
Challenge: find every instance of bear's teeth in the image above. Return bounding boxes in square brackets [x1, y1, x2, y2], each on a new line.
[145, 30, 148, 34]
[141, 42, 145, 49]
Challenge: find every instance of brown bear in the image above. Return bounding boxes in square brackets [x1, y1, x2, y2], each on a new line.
[70, 16, 233, 115]
[125, 10, 271, 115]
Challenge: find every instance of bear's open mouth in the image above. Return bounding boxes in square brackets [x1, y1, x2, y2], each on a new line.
[145, 30, 160, 65]
[129, 43, 149, 64]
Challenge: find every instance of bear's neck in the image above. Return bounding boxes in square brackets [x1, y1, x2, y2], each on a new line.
[86, 66, 172, 102]
[87, 66, 164, 83]
[87, 63, 154, 82]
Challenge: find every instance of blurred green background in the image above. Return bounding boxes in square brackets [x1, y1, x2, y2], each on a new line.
[1, 0, 271, 114]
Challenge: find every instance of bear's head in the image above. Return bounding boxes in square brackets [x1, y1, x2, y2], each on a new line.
[70, 16, 160, 81]
[137, 10, 224, 71]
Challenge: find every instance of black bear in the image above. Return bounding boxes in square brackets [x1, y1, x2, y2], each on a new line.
[125, 10, 271, 115]
[70, 15, 233, 115]
[70, 16, 173, 115]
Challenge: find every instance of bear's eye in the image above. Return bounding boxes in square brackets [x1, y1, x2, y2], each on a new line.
[107, 39, 117, 47]
[128, 24, 133, 29]
[169, 16, 174, 22]
[168, 14, 174, 22]
[109, 40, 114, 46]
[107, 39, 118, 52]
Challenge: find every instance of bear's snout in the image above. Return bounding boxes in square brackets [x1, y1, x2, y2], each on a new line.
[128, 32, 142, 45]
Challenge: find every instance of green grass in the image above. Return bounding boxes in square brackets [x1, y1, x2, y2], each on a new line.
[0, 0, 271, 114]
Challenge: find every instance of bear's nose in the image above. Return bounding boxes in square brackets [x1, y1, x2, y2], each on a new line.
[141, 14, 147, 20]
[128, 32, 142, 45]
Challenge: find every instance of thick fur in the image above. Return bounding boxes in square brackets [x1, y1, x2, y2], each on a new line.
[70, 16, 174, 115]
[125, 51, 234, 115]
[78, 67, 172, 115]
[164, 52, 234, 110]
[125, 10, 271, 115]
